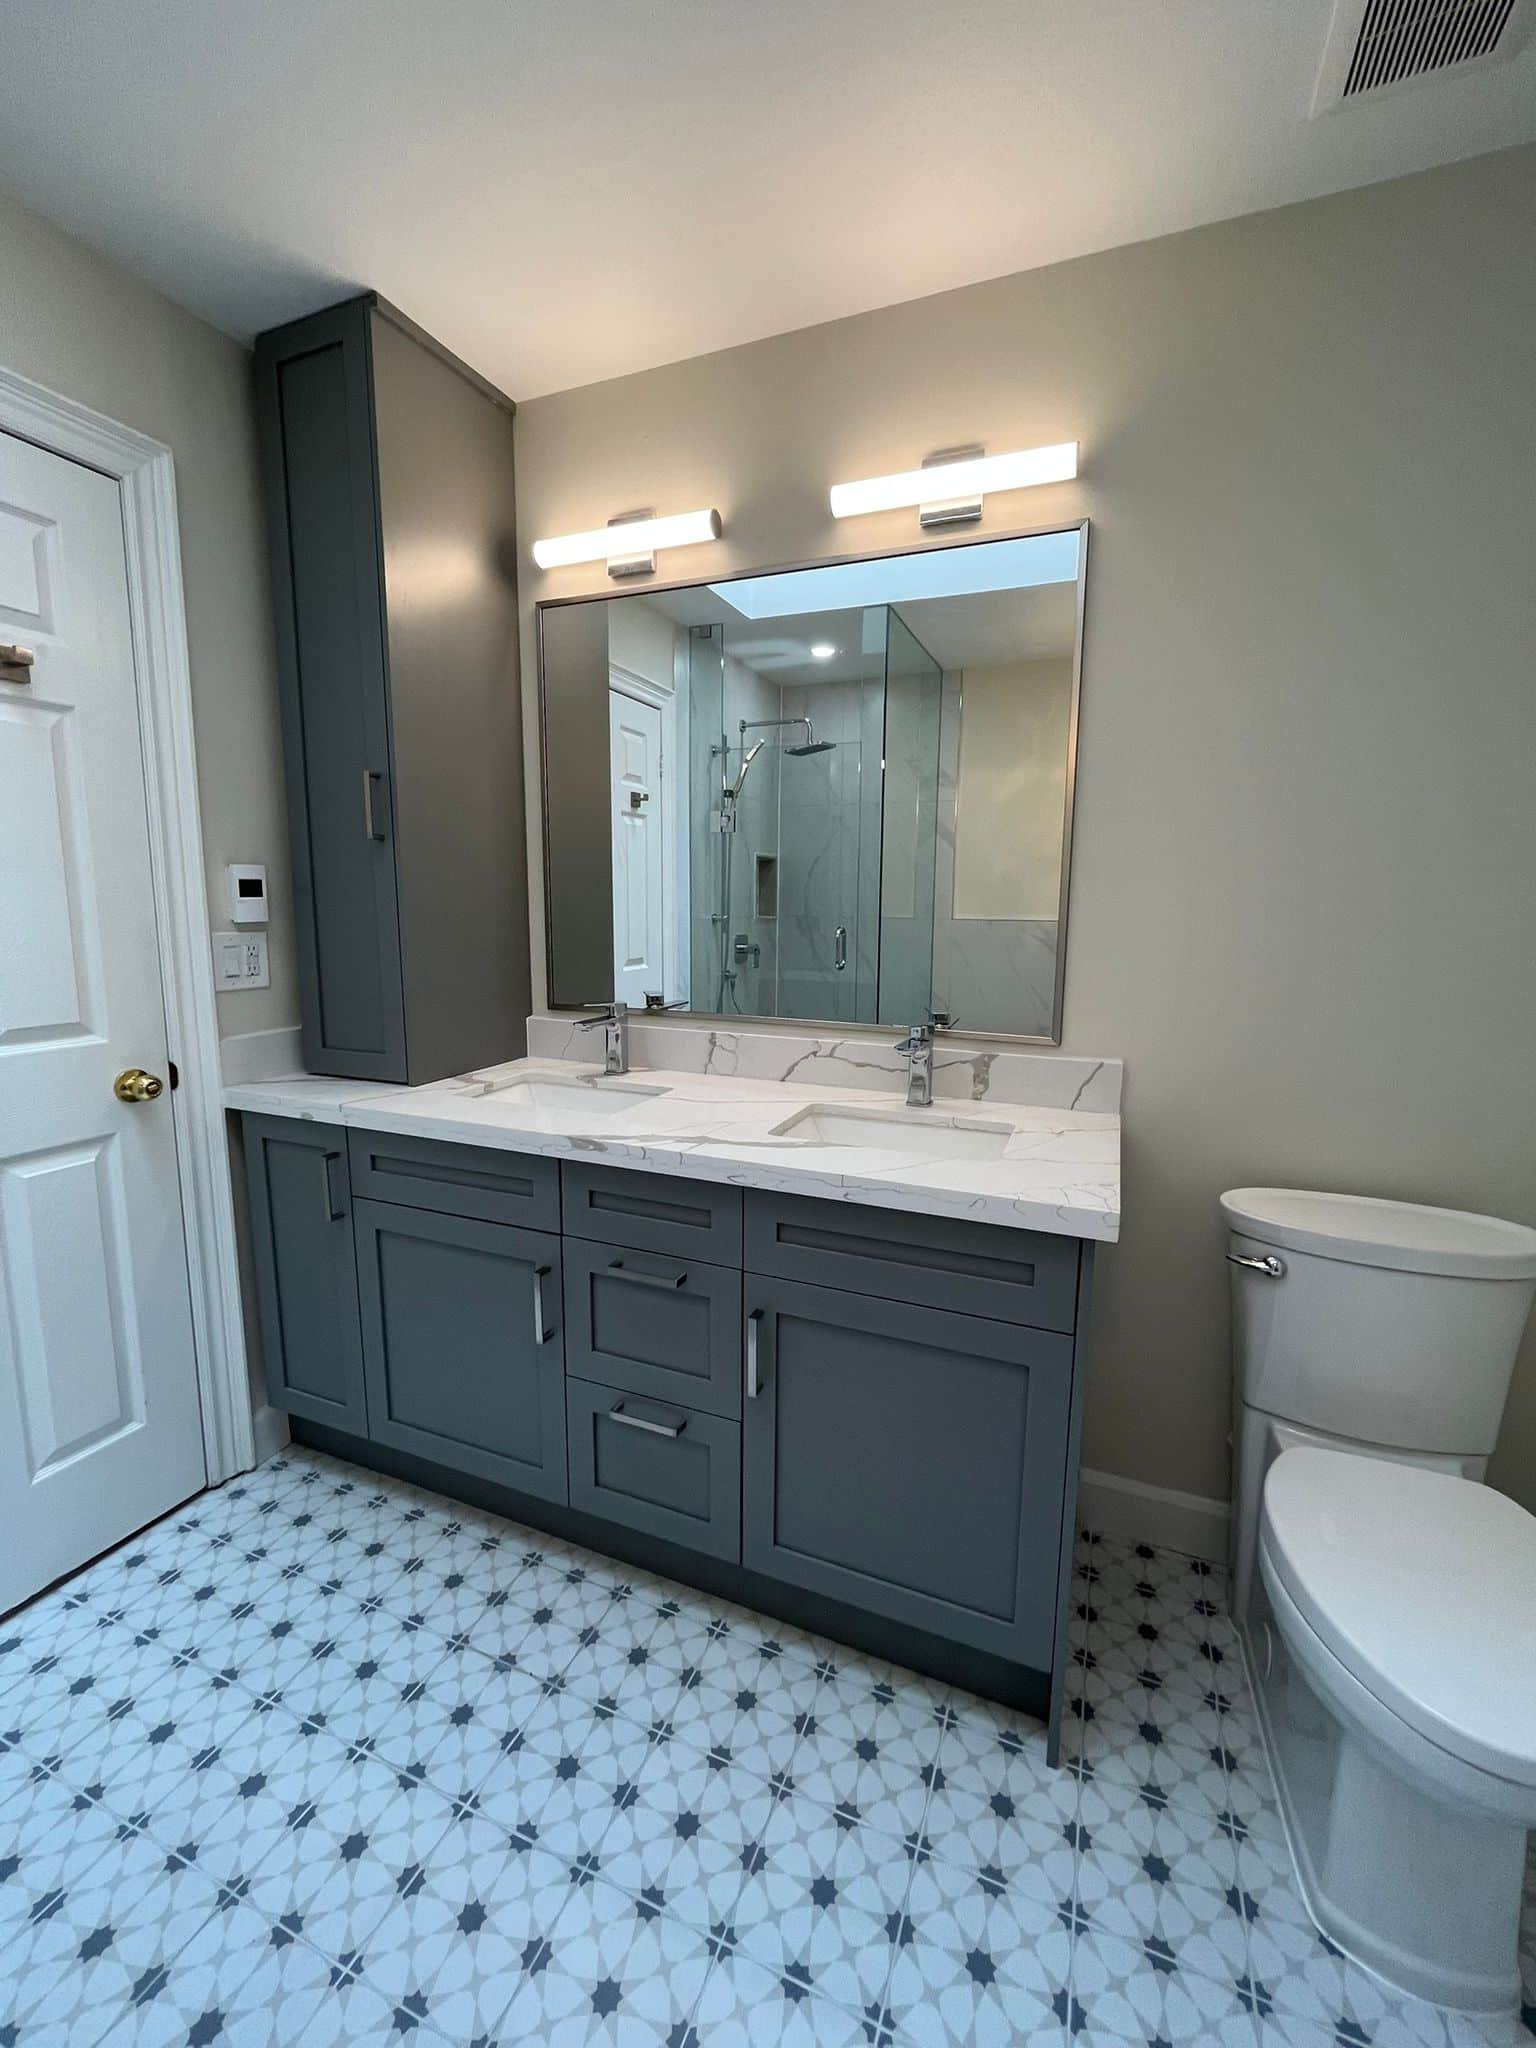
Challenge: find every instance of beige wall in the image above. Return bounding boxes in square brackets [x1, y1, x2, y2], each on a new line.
[0, 189, 294, 1047]
[516, 144, 1536, 1510]
[954, 657, 1072, 921]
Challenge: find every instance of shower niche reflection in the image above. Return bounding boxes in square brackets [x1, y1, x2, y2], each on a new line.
[538, 526, 1086, 1041]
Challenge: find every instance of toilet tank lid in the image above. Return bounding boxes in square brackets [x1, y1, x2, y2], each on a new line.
[1262, 1449, 1536, 1787]
[1220, 1188, 1536, 1279]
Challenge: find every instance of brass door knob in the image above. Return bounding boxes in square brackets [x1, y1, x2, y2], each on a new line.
[114, 1067, 165, 1103]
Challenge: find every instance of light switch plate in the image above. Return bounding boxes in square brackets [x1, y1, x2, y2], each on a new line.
[212, 930, 269, 990]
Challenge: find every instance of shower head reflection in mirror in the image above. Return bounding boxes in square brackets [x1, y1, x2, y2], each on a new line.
[537, 523, 1087, 1040]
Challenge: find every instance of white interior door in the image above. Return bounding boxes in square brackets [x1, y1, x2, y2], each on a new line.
[0, 430, 206, 1615]
[609, 687, 665, 1007]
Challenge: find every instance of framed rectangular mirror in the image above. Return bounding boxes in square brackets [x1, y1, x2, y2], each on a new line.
[538, 522, 1087, 1041]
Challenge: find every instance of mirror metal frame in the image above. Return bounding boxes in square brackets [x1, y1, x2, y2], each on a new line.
[536, 518, 1089, 1046]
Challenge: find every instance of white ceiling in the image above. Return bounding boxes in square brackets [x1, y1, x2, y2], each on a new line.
[2, 0, 1531, 400]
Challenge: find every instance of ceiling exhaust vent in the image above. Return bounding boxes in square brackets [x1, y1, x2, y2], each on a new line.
[1313, 0, 1533, 108]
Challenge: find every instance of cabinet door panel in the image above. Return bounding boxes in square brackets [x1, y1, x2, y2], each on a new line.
[563, 1239, 742, 1419]
[354, 1199, 566, 1502]
[254, 305, 406, 1079]
[742, 1277, 1071, 1665]
[241, 1115, 367, 1431]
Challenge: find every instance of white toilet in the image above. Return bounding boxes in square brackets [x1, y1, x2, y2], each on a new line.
[1223, 1186, 1536, 2012]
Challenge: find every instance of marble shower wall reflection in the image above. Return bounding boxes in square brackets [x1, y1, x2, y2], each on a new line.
[930, 664, 1070, 1037]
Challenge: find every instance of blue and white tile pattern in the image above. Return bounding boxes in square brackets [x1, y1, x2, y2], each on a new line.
[1, 1448, 1531, 2045]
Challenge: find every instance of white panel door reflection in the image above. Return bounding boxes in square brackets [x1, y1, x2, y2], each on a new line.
[608, 685, 665, 1009]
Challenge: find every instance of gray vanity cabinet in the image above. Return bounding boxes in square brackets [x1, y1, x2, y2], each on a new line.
[741, 1277, 1073, 1666]
[254, 292, 530, 1085]
[353, 1200, 567, 1501]
[240, 1113, 368, 1433]
[239, 1111, 1093, 1742]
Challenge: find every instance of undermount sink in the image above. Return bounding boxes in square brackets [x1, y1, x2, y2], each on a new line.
[478, 1073, 666, 1116]
[770, 1104, 1013, 1160]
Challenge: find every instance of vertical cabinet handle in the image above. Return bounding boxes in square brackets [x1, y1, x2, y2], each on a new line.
[834, 925, 847, 972]
[746, 1308, 764, 1398]
[322, 1150, 346, 1223]
[532, 1265, 553, 1346]
[362, 768, 387, 841]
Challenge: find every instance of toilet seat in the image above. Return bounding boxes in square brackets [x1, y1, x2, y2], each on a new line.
[1260, 1448, 1536, 1790]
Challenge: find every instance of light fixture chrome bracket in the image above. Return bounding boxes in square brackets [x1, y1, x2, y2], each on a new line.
[606, 509, 657, 579]
[919, 445, 985, 529]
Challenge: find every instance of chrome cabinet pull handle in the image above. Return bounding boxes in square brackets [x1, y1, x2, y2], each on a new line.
[1226, 1251, 1285, 1278]
[746, 1308, 763, 1398]
[363, 769, 387, 841]
[608, 1402, 686, 1439]
[322, 1150, 346, 1223]
[532, 1265, 553, 1344]
[607, 1258, 687, 1290]
[834, 925, 847, 971]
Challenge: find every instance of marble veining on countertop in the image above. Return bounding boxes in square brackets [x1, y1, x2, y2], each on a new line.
[226, 1050, 1121, 1242]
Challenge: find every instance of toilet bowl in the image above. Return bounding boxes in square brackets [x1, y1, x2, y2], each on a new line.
[1221, 1186, 1536, 2010]
[1254, 1448, 1536, 2011]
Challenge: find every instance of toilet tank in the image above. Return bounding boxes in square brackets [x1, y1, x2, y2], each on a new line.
[1223, 1189, 1536, 1456]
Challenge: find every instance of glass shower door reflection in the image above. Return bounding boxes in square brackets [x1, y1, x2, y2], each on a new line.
[877, 610, 942, 1027]
[774, 732, 869, 1022]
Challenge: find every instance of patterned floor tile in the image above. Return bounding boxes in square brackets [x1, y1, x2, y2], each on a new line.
[357, 1837, 573, 2041]
[0, 1805, 223, 2046]
[495, 1874, 715, 2045]
[4, 1456, 1531, 2048]
[1071, 1922, 1261, 2044]
[689, 1945, 878, 2045]
[885, 1848, 1073, 2047]
[727, 1788, 915, 2015]
[89, 1900, 354, 2047]
[921, 1713, 1080, 1884]
[600, 1740, 787, 1932]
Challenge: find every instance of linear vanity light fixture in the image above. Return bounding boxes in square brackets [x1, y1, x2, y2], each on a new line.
[530, 506, 722, 579]
[829, 441, 1078, 529]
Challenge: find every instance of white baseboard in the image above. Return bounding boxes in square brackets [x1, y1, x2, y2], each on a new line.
[1078, 1466, 1231, 1564]
[250, 1403, 291, 1467]
[220, 1024, 303, 1086]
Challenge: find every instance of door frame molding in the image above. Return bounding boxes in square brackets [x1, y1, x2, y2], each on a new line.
[1, 363, 254, 1482]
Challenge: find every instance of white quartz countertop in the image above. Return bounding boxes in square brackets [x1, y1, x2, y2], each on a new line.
[225, 1064, 1122, 1236]
[225, 1056, 1120, 1241]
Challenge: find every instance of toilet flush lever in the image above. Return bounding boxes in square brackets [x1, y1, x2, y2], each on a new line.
[1226, 1252, 1285, 1278]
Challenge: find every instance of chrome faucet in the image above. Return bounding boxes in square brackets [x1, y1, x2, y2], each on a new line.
[893, 1011, 952, 1108]
[576, 1001, 629, 1075]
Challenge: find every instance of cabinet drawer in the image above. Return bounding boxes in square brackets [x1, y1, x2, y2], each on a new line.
[354, 1199, 567, 1503]
[744, 1190, 1079, 1333]
[564, 1239, 743, 1419]
[742, 1276, 1072, 1666]
[567, 1381, 740, 1564]
[561, 1161, 742, 1264]
[348, 1128, 560, 1230]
